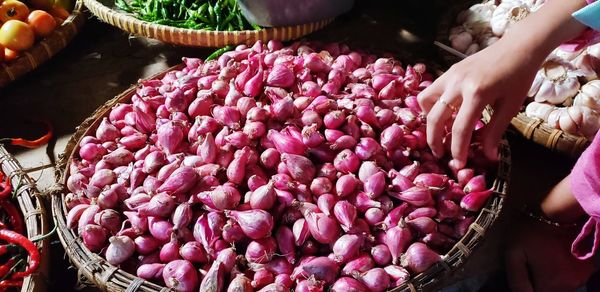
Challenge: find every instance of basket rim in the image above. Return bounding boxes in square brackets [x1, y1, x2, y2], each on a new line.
[510, 112, 590, 156]
[0, 0, 85, 87]
[52, 65, 510, 292]
[83, 0, 333, 47]
[0, 145, 50, 292]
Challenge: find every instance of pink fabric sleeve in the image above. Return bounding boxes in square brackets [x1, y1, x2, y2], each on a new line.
[570, 133, 600, 260]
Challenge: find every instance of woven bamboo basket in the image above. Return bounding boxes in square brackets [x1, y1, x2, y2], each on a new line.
[52, 64, 510, 292]
[0, 145, 50, 292]
[436, 1, 591, 157]
[0, 0, 85, 87]
[83, 0, 333, 47]
[510, 112, 590, 156]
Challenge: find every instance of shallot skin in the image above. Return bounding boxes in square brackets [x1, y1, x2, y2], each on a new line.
[65, 40, 495, 291]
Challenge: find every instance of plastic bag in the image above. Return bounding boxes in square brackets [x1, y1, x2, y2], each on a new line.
[238, 0, 355, 27]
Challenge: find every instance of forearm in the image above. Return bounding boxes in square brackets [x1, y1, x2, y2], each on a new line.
[541, 175, 586, 223]
[500, 0, 588, 65]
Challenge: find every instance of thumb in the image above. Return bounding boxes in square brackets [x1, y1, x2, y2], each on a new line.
[482, 102, 518, 161]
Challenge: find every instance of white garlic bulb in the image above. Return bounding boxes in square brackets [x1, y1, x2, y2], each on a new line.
[525, 102, 555, 120]
[449, 28, 474, 53]
[528, 58, 582, 105]
[546, 107, 562, 129]
[480, 34, 500, 49]
[572, 43, 600, 81]
[544, 105, 600, 139]
[560, 107, 579, 134]
[460, 2, 496, 36]
[458, 2, 496, 25]
[574, 80, 600, 111]
[465, 43, 480, 56]
[565, 106, 600, 139]
[552, 47, 584, 62]
[490, 0, 544, 36]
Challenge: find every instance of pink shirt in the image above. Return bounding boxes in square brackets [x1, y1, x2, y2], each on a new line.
[569, 0, 600, 260]
[571, 133, 600, 259]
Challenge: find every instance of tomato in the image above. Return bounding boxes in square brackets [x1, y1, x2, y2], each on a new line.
[4, 48, 18, 61]
[27, 10, 56, 37]
[0, 20, 35, 51]
[0, 0, 30, 22]
[0, 44, 5, 62]
[49, 6, 69, 20]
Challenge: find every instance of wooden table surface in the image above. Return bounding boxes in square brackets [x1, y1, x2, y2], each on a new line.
[0, 0, 583, 290]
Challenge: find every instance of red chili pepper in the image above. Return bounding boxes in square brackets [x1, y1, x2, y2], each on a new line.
[0, 279, 22, 290]
[0, 173, 10, 200]
[0, 245, 19, 257]
[0, 120, 53, 149]
[0, 258, 17, 279]
[0, 230, 38, 280]
[0, 202, 23, 235]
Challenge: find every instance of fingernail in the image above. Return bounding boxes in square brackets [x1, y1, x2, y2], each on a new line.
[448, 159, 464, 173]
[431, 148, 443, 159]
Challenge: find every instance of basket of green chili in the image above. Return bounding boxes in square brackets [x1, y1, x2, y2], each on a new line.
[0, 145, 50, 292]
[84, 0, 334, 47]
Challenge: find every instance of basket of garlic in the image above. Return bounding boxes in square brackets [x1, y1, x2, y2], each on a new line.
[512, 45, 600, 156]
[437, 0, 544, 63]
[438, 0, 599, 156]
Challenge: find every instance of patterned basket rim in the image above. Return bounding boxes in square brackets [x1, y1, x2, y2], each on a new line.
[83, 0, 334, 47]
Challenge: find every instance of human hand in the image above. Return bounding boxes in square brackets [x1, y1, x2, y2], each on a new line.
[417, 37, 542, 170]
[417, 0, 587, 171]
[506, 219, 595, 292]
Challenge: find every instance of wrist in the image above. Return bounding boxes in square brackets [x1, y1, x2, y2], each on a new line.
[540, 175, 587, 223]
[522, 204, 581, 228]
[501, 0, 587, 64]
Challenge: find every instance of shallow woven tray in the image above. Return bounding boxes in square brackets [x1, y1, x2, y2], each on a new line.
[0, 145, 50, 292]
[436, 1, 590, 157]
[0, 0, 85, 87]
[84, 0, 333, 47]
[52, 65, 510, 292]
[510, 112, 589, 156]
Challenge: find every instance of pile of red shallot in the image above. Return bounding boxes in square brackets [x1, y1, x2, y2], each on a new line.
[65, 40, 495, 292]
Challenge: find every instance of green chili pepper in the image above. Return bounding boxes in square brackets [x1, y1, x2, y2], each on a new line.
[115, 0, 258, 31]
[206, 45, 233, 61]
[207, 1, 215, 24]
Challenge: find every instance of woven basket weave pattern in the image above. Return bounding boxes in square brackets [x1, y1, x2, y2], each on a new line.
[0, 0, 85, 87]
[84, 0, 333, 47]
[53, 65, 509, 292]
[0, 146, 50, 292]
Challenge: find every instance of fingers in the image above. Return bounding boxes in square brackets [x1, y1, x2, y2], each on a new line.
[426, 91, 459, 158]
[506, 246, 534, 292]
[417, 76, 445, 115]
[481, 99, 519, 161]
[449, 96, 485, 170]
